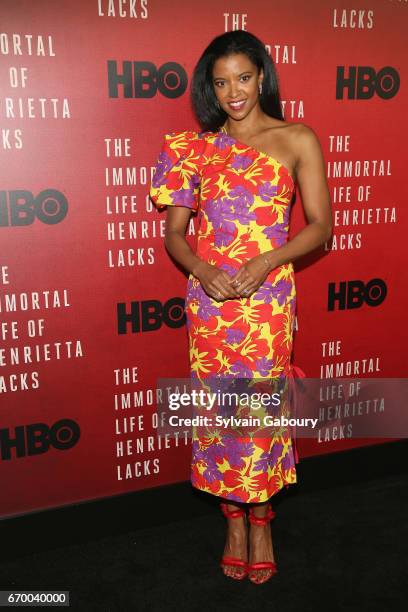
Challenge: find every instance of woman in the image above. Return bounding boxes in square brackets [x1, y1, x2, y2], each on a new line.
[149, 30, 332, 584]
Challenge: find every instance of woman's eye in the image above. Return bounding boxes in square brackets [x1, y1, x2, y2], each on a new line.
[214, 76, 250, 87]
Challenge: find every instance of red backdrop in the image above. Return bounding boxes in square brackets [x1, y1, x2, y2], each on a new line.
[0, 0, 406, 519]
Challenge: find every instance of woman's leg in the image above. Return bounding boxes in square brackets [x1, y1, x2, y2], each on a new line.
[248, 501, 275, 583]
[221, 500, 248, 579]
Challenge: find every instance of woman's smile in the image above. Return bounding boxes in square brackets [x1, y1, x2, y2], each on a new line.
[228, 99, 247, 111]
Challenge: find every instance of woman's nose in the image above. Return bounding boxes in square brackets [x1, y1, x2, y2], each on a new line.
[229, 84, 241, 98]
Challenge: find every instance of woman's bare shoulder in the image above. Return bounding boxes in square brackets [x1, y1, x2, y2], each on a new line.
[265, 119, 319, 142]
[264, 120, 322, 158]
[287, 122, 321, 144]
[285, 124, 326, 176]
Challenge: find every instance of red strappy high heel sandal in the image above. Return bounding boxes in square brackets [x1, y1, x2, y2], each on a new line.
[247, 503, 277, 584]
[220, 502, 248, 580]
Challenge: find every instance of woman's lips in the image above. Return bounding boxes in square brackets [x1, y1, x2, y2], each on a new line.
[228, 100, 246, 111]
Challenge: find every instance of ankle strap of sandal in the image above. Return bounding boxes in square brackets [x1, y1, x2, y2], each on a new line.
[248, 504, 276, 525]
[220, 502, 246, 519]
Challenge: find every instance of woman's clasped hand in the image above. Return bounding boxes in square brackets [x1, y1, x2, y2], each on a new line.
[193, 254, 274, 301]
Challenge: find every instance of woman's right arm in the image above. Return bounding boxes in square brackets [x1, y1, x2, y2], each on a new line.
[164, 207, 240, 300]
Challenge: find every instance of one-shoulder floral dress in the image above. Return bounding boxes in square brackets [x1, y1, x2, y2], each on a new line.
[150, 127, 302, 503]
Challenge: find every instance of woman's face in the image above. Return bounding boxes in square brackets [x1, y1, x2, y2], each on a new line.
[212, 52, 263, 119]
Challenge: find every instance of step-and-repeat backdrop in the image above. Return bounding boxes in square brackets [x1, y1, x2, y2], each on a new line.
[0, 0, 406, 518]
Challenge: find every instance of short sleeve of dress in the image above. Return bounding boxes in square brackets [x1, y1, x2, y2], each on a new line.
[149, 131, 202, 212]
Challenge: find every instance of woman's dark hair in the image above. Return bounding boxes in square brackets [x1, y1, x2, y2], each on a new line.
[191, 30, 283, 132]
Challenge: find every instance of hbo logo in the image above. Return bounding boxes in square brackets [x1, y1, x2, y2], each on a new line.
[108, 61, 188, 98]
[0, 419, 80, 460]
[117, 298, 186, 334]
[336, 66, 399, 99]
[328, 279, 387, 311]
[0, 189, 68, 227]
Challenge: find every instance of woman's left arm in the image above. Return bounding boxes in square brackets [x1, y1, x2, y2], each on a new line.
[229, 124, 333, 294]
[265, 124, 333, 269]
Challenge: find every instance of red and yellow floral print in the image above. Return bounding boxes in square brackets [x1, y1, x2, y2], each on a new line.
[150, 129, 298, 503]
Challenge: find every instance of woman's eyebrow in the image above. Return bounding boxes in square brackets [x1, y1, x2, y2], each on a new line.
[213, 71, 253, 79]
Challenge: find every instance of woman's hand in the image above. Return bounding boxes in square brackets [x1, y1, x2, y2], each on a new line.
[193, 261, 241, 301]
[229, 253, 277, 298]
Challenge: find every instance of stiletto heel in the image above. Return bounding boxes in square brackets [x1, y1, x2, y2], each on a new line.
[247, 503, 277, 584]
[220, 502, 248, 580]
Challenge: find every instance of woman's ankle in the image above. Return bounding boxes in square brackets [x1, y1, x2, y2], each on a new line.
[250, 501, 270, 517]
[226, 502, 242, 512]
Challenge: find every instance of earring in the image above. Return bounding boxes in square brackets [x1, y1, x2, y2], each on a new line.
[215, 100, 221, 108]
[258, 82, 263, 95]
